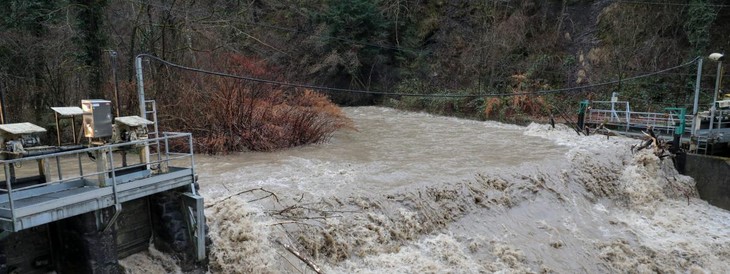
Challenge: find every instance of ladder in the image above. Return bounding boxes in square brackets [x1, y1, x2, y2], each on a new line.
[695, 135, 709, 155]
[144, 100, 162, 162]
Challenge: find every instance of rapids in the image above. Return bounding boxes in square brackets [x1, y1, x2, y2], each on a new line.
[121, 106, 730, 273]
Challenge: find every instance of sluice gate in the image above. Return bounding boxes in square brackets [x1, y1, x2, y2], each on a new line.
[0, 100, 207, 273]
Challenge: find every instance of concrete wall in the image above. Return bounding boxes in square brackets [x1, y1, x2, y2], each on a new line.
[684, 153, 730, 210]
[0, 188, 204, 273]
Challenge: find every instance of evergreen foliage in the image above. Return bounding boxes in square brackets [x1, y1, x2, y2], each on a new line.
[0, 0, 61, 35]
[684, 0, 719, 55]
[1, 0, 729, 137]
[72, 0, 108, 98]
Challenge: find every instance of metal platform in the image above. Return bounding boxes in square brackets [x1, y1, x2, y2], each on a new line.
[584, 100, 730, 155]
[585, 101, 692, 137]
[0, 132, 196, 232]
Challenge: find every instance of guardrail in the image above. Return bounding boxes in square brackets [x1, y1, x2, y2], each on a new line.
[0, 132, 195, 229]
[586, 101, 693, 135]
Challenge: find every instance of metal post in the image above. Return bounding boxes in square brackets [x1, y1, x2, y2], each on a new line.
[577, 100, 589, 131]
[71, 116, 77, 144]
[4, 163, 15, 229]
[135, 55, 146, 119]
[611, 92, 619, 122]
[55, 112, 62, 146]
[692, 58, 702, 135]
[108, 147, 118, 204]
[164, 133, 170, 163]
[78, 153, 83, 177]
[152, 101, 161, 162]
[194, 195, 204, 261]
[42, 159, 50, 183]
[96, 150, 108, 187]
[188, 134, 197, 196]
[710, 60, 722, 131]
[110, 51, 121, 118]
[625, 101, 630, 131]
[56, 156, 62, 181]
[102, 146, 123, 232]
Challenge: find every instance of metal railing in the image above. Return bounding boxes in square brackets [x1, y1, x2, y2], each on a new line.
[0, 132, 195, 228]
[586, 101, 693, 135]
[701, 109, 730, 130]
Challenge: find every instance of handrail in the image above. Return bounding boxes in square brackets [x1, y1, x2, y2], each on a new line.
[108, 147, 119, 205]
[586, 104, 694, 135]
[0, 131, 195, 231]
[0, 152, 193, 194]
[0, 132, 191, 164]
[0, 132, 194, 196]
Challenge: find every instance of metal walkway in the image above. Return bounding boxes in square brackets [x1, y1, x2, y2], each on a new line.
[583, 100, 730, 155]
[585, 101, 692, 137]
[0, 132, 196, 232]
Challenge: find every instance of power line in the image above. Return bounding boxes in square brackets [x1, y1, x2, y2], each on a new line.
[138, 54, 700, 98]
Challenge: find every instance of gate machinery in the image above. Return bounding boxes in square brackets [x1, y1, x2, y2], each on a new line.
[0, 98, 206, 273]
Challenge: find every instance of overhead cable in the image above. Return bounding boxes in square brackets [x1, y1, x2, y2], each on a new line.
[138, 54, 700, 98]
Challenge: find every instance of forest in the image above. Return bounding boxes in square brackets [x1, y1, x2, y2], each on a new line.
[0, 0, 728, 153]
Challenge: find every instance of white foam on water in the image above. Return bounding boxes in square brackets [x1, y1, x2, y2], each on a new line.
[611, 200, 730, 273]
[118, 244, 182, 274]
[143, 107, 730, 273]
[206, 198, 279, 274]
[323, 233, 484, 274]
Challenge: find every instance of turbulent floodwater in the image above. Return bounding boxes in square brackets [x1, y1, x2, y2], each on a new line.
[197, 107, 565, 199]
[122, 106, 730, 273]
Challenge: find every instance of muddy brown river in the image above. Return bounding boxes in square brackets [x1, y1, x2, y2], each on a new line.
[121, 106, 730, 273]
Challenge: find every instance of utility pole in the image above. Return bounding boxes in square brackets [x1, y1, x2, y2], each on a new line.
[708, 52, 725, 132]
[691, 57, 703, 135]
[136, 55, 146, 119]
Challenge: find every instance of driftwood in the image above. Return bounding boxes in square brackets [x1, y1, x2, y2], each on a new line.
[631, 126, 672, 158]
[276, 240, 323, 274]
[588, 123, 619, 139]
[205, 187, 281, 208]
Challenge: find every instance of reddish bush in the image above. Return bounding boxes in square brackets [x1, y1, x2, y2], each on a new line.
[156, 54, 353, 154]
[484, 73, 547, 120]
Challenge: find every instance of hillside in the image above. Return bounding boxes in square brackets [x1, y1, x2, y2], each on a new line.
[1, 0, 728, 125]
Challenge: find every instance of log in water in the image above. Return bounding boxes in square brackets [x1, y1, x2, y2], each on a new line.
[121, 106, 730, 273]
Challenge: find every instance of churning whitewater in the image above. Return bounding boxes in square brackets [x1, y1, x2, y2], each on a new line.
[122, 106, 730, 273]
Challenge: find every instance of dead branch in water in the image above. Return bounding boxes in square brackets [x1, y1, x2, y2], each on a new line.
[270, 221, 320, 227]
[631, 126, 672, 158]
[248, 193, 277, 203]
[587, 123, 618, 139]
[205, 187, 281, 208]
[276, 251, 305, 274]
[276, 240, 323, 274]
[272, 203, 359, 217]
